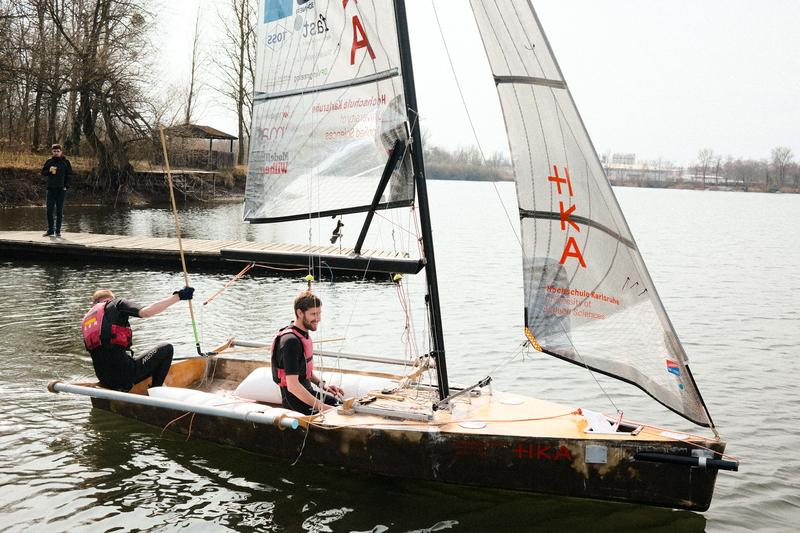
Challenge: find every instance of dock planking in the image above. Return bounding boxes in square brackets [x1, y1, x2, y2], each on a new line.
[0, 231, 423, 277]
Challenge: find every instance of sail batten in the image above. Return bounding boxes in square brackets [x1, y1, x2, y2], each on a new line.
[244, 199, 413, 224]
[254, 68, 400, 103]
[495, 75, 567, 89]
[519, 209, 637, 249]
[471, 0, 713, 427]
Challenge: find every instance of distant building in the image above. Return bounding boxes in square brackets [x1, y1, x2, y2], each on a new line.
[602, 153, 682, 184]
[611, 153, 636, 166]
[160, 124, 239, 169]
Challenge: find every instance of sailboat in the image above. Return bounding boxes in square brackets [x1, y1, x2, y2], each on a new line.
[49, 0, 738, 511]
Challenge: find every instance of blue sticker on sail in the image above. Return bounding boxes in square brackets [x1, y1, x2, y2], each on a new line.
[265, 0, 293, 23]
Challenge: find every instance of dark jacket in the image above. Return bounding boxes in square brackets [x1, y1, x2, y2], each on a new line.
[41, 156, 74, 189]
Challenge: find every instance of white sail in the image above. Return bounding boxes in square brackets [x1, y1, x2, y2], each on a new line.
[470, 0, 713, 426]
[244, 0, 414, 223]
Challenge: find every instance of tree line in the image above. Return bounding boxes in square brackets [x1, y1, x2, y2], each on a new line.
[424, 143, 512, 181]
[605, 146, 798, 193]
[691, 147, 798, 192]
[0, 0, 256, 190]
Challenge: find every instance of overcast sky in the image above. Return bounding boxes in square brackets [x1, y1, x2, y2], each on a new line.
[157, 0, 800, 166]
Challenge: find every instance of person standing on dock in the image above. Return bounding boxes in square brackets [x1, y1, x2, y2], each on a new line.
[40, 144, 73, 238]
[271, 292, 344, 415]
[81, 287, 194, 392]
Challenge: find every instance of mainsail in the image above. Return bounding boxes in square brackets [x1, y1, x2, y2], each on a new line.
[470, 0, 713, 427]
[245, 0, 414, 223]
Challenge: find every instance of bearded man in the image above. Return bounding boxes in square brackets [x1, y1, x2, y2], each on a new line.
[270, 291, 344, 414]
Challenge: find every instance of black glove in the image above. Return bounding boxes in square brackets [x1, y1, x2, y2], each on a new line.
[173, 286, 194, 300]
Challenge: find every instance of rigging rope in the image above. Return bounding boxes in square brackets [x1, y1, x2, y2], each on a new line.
[203, 262, 255, 307]
[431, 0, 521, 248]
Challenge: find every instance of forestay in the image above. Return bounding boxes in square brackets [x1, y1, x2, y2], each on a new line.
[244, 0, 414, 223]
[470, 0, 713, 427]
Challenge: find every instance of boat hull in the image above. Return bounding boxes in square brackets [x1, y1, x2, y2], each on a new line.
[89, 393, 722, 511]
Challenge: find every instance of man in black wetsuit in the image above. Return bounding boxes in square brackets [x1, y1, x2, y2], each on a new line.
[81, 287, 194, 391]
[271, 292, 344, 415]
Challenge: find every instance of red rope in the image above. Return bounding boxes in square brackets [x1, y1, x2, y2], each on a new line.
[203, 262, 255, 306]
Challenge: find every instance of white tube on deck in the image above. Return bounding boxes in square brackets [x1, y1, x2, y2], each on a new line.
[49, 381, 299, 430]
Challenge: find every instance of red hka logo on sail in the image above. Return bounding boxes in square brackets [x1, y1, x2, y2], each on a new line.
[548, 165, 586, 268]
[342, 0, 376, 65]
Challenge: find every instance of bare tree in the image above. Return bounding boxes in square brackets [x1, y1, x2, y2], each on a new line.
[486, 150, 510, 168]
[46, 0, 154, 187]
[29, 0, 47, 150]
[0, 1, 36, 144]
[696, 148, 715, 188]
[151, 83, 184, 129]
[787, 162, 800, 190]
[183, 5, 202, 125]
[214, 0, 256, 164]
[724, 158, 760, 192]
[771, 146, 794, 189]
[0, 0, 64, 150]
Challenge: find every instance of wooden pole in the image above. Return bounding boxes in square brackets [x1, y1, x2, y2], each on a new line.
[160, 127, 204, 356]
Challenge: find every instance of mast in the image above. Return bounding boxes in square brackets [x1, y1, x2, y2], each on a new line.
[393, 0, 449, 400]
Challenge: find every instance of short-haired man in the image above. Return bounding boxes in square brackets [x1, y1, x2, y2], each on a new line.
[271, 292, 344, 414]
[81, 287, 194, 391]
[40, 144, 73, 238]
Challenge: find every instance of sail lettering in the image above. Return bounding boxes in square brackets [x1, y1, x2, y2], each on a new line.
[547, 169, 569, 194]
[302, 14, 329, 38]
[349, 15, 376, 64]
[549, 165, 586, 268]
[559, 236, 587, 268]
[258, 125, 285, 141]
[559, 201, 579, 232]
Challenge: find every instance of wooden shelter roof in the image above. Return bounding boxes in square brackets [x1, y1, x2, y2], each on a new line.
[165, 124, 237, 140]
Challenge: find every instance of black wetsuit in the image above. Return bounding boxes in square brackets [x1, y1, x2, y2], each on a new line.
[273, 326, 338, 415]
[89, 298, 173, 391]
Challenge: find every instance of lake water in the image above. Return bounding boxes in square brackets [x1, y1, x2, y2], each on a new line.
[0, 182, 798, 532]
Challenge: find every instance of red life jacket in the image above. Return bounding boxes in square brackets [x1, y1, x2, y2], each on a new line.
[81, 299, 133, 351]
[271, 325, 314, 387]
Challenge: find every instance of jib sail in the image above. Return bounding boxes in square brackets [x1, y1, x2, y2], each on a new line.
[470, 0, 713, 427]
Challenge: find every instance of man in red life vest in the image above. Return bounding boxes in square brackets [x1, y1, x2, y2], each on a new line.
[81, 287, 194, 391]
[271, 292, 344, 415]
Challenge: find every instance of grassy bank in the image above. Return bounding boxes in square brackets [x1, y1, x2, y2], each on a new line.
[0, 158, 246, 208]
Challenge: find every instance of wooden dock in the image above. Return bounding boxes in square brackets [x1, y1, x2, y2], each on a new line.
[0, 231, 423, 276]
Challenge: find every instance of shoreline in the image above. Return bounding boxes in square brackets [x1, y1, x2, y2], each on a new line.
[0, 166, 246, 208]
[2, 165, 796, 209]
[610, 180, 798, 194]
